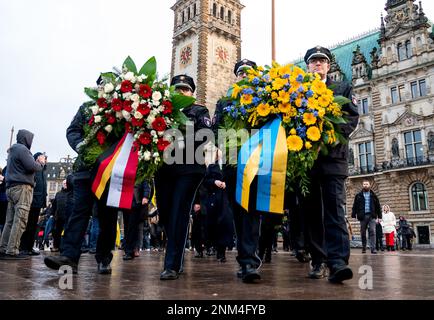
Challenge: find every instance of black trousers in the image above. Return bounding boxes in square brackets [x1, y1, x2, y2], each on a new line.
[301, 174, 350, 267]
[155, 169, 203, 272]
[20, 207, 41, 251]
[123, 205, 147, 255]
[258, 214, 282, 259]
[224, 166, 261, 268]
[94, 196, 118, 265]
[52, 216, 66, 250]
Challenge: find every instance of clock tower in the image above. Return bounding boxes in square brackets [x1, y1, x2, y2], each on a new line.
[170, 0, 243, 114]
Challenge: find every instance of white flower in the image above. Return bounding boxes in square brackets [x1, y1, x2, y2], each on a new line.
[104, 83, 114, 93]
[124, 72, 135, 81]
[90, 106, 99, 115]
[132, 101, 139, 110]
[123, 92, 132, 100]
[122, 110, 131, 121]
[134, 111, 143, 119]
[152, 91, 162, 101]
[144, 151, 151, 161]
[94, 115, 102, 123]
[137, 75, 143, 82]
[164, 90, 170, 98]
[153, 152, 159, 158]
[158, 131, 164, 137]
[116, 84, 121, 91]
[147, 115, 156, 127]
[151, 130, 157, 136]
[153, 100, 160, 107]
[116, 111, 123, 119]
[130, 94, 140, 102]
[112, 92, 119, 99]
[153, 137, 158, 143]
[98, 91, 104, 98]
[104, 125, 113, 133]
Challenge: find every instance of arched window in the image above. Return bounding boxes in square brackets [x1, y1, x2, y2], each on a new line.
[228, 10, 232, 23]
[405, 40, 412, 58]
[397, 43, 406, 61]
[220, 7, 225, 20]
[411, 183, 428, 211]
[213, 3, 217, 17]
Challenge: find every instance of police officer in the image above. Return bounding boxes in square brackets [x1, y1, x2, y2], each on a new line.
[301, 46, 359, 283]
[213, 59, 262, 283]
[157, 74, 212, 280]
[44, 75, 120, 275]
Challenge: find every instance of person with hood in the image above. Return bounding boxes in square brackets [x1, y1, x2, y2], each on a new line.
[0, 129, 45, 259]
[20, 152, 47, 255]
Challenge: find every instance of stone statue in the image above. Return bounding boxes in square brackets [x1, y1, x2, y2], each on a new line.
[392, 138, 400, 158]
[428, 132, 434, 152]
[348, 148, 354, 166]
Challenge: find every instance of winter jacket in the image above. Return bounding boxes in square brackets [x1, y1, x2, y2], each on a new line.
[5, 129, 44, 188]
[382, 211, 397, 234]
[351, 190, 382, 221]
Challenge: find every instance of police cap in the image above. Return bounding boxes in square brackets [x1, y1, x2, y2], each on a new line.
[234, 59, 257, 76]
[304, 46, 332, 64]
[170, 74, 196, 93]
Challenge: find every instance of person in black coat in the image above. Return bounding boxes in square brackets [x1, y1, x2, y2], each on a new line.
[351, 180, 382, 254]
[300, 46, 359, 283]
[156, 75, 212, 280]
[20, 152, 47, 255]
[0, 167, 7, 234]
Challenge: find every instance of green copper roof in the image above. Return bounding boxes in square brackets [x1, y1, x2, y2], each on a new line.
[294, 30, 381, 81]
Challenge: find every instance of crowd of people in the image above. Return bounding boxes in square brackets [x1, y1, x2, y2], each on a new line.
[0, 45, 419, 286]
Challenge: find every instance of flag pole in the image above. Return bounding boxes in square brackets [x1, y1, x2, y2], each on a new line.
[9, 126, 14, 148]
[271, 0, 276, 62]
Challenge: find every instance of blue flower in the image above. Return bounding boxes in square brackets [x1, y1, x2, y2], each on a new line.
[298, 86, 305, 93]
[301, 99, 308, 107]
[282, 74, 290, 79]
[306, 90, 314, 98]
[297, 126, 307, 139]
[262, 75, 270, 82]
[240, 107, 247, 116]
[242, 88, 254, 95]
[313, 111, 319, 117]
[231, 110, 238, 119]
[299, 108, 306, 114]
[296, 74, 304, 83]
[252, 97, 261, 106]
[252, 77, 260, 85]
[290, 92, 298, 102]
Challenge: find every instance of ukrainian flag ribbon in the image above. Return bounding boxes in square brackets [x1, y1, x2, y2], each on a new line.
[236, 117, 288, 214]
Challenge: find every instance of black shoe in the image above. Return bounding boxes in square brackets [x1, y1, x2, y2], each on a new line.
[371, 250, 377, 254]
[362, 248, 366, 253]
[44, 255, 78, 274]
[295, 250, 311, 263]
[30, 249, 41, 256]
[241, 264, 261, 283]
[308, 263, 328, 279]
[123, 253, 134, 261]
[216, 249, 226, 263]
[160, 269, 178, 280]
[328, 264, 353, 283]
[0, 253, 31, 260]
[97, 262, 112, 274]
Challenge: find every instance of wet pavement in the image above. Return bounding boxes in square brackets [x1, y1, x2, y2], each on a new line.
[0, 248, 433, 300]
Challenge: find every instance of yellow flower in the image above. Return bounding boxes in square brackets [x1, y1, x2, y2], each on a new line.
[317, 107, 326, 118]
[278, 64, 292, 76]
[287, 135, 303, 152]
[283, 114, 291, 123]
[305, 141, 312, 149]
[272, 78, 287, 91]
[231, 84, 242, 99]
[278, 90, 290, 103]
[240, 94, 253, 105]
[269, 68, 279, 80]
[303, 113, 317, 126]
[326, 130, 337, 144]
[295, 98, 302, 108]
[290, 128, 296, 135]
[318, 95, 331, 107]
[257, 103, 271, 117]
[306, 126, 321, 142]
[257, 66, 264, 72]
[311, 80, 327, 96]
[271, 92, 278, 100]
[307, 97, 319, 110]
[279, 103, 291, 113]
[265, 86, 272, 92]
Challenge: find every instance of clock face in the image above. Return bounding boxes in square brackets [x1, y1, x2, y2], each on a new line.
[215, 45, 229, 64]
[180, 45, 192, 66]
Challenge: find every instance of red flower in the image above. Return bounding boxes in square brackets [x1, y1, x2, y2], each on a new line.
[97, 98, 108, 108]
[88, 115, 95, 126]
[123, 100, 132, 112]
[162, 100, 173, 115]
[137, 103, 150, 116]
[131, 117, 144, 127]
[139, 84, 152, 99]
[111, 98, 123, 112]
[106, 113, 116, 124]
[121, 80, 133, 93]
[132, 140, 140, 151]
[96, 131, 106, 145]
[152, 117, 167, 132]
[157, 138, 170, 151]
[125, 122, 132, 132]
[138, 132, 152, 145]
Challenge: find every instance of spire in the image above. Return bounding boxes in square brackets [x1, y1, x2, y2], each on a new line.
[380, 14, 386, 36]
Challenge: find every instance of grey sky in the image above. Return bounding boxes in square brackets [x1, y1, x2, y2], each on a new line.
[1, 0, 433, 167]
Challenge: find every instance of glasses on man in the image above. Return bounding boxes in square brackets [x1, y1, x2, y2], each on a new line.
[308, 58, 329, 64]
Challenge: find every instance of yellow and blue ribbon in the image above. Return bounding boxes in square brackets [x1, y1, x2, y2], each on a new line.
[236, 117, 288, 214]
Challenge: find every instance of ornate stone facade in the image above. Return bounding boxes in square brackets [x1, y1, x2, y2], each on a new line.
[171, 0, 243, 114]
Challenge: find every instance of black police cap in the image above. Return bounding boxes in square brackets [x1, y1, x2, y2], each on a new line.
[234, 59, 257, 76]
[304, 46, 332, 64]
[170, 74, 196, 93]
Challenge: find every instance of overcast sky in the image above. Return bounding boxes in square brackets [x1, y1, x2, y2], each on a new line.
[1, 0, 433, 167]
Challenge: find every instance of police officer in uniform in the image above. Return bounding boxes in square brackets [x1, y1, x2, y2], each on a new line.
[157, 75, 212, 280]
[301, 46, 359, 283]
[213, 59, 262, 283]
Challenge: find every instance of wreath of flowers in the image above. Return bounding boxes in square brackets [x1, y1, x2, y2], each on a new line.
[222, 62, 350, 194]
[79, 56, 193, 182]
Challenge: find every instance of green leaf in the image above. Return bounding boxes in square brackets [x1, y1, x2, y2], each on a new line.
[139, 56, 157, 77]
[324, 115, 347, 124]
[334, 95, 351, 106]
[84, 87, 98, 100]
[100, 72, 117, 83]
[173, 110, 189, 127]
[123, 56, 137, 74]
[171, 94, 195, 110]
